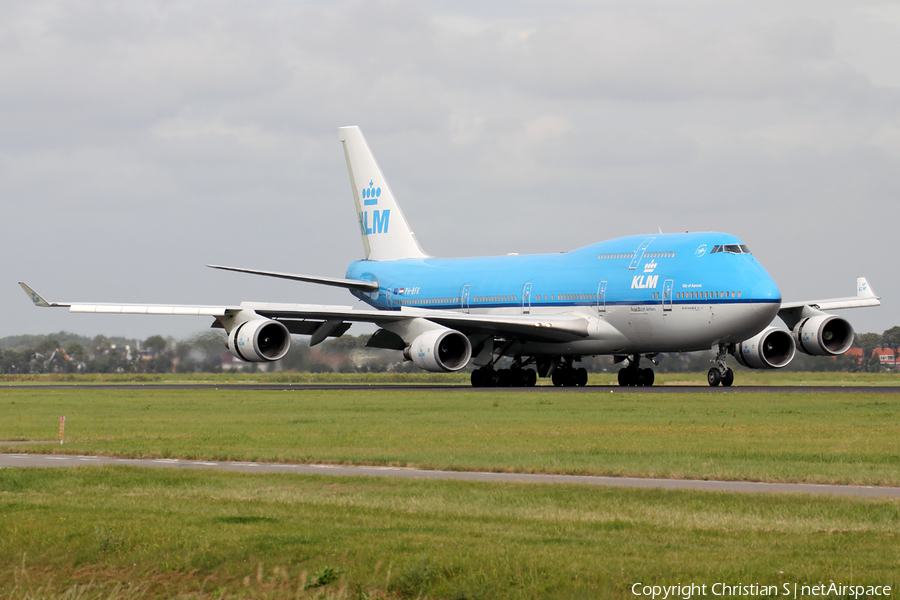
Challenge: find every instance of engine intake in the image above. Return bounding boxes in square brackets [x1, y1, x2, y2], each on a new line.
[228, 319, 291, 362]
[733, 327, 796, 369]
[793, 315, 854, 356]
[405, 329, 472, 372]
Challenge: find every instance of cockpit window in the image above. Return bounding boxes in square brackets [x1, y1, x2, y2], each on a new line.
[711, 243, 751, 255]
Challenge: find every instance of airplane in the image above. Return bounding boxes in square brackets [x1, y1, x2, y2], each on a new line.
[20, 126, 881, 387]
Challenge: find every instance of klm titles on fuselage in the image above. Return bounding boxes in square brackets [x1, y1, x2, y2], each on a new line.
[359, 180, 390, 235]
[631, 275, 659, 289]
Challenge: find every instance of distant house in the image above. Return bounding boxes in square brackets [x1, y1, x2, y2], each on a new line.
[845, 348, 896, 367]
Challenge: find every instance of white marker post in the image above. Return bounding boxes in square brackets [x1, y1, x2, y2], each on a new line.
[59, 416, 65, 445]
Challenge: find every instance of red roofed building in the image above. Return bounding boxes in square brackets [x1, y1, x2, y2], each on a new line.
[845, 348, 896, 367]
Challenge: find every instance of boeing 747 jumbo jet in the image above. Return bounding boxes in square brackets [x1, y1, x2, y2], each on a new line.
[21, 126, 881, 387]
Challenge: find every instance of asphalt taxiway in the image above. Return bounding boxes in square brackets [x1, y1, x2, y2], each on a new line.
[1, 452, 898, 498]
[3, 384, 900, 393]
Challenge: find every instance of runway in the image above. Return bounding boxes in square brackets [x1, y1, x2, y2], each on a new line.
[1, 452, 898, 498]
[3, 383, 900, 394]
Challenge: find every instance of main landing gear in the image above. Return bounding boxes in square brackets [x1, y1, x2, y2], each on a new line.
[707, 343, 734, 387]
[471, 363, 537, 388]
[470, 356, 588, 387]
[616, 355, 656, 387]
[550, 362, 588, 387]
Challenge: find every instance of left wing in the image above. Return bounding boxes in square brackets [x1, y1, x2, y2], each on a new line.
[19, 283, 592, 344]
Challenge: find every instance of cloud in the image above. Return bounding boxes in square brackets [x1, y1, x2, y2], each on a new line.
[2, 0, 898, 338]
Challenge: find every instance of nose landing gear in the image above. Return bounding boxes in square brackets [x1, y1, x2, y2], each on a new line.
[707, 344, 734, 387]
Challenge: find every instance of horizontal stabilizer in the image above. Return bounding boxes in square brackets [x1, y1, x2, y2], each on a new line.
[207, 265, 379, 292]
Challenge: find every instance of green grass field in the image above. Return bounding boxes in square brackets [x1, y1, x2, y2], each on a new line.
[1, 468, 899, 599]
[1, 385, 899, 598]
[2, 388, 899, 485]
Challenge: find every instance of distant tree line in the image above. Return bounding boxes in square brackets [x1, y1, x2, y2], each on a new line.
[1, 327, 899, 375]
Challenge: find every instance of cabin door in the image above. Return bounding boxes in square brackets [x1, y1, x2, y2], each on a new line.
[597, 281, 607, 313]
[663, 279, 674, 312]
[522, 283, 533, 314]
[461, 285, 471, 314]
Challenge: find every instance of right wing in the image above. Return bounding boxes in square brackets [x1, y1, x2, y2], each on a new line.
[778, 276, 880, 329]
[779, 276, 881, 312]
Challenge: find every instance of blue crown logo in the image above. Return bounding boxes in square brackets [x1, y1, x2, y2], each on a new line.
[362, 180, 381, 206]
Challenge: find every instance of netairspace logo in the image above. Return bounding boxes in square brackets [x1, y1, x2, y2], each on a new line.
[631, 581, 892, 599]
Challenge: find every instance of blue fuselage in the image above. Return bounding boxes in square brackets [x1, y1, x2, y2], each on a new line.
[345, 232, 782, 354]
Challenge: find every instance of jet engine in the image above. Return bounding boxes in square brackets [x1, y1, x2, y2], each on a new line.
[227, 319, 291, 362]
[405, 328, 472, 372]
[733, 327, 796, 369]
[792, 314, 854, 356]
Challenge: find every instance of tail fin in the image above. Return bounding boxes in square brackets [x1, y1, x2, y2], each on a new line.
[338, 126, 428, 261]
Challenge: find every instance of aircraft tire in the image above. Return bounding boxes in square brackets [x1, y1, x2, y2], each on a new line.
[512, 369, 528, 387]
[551, 370, 562, 386]
[617, 368, 628, 387]
[525, 369, 537, 387]
[707, 368, 721, 387]
[722, 368, 734, 387]
[635, 369, 646, 386]
[471, 370, 483, 387]
[575, 367, 588, 387]
[642, 368, 655, 387]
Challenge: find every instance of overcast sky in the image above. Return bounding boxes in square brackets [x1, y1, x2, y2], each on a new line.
[3, 0, 898, 341]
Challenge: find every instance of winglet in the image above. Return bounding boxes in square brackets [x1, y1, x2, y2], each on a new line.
[857, 276, 877, 299]
[19, 282, 55, 307]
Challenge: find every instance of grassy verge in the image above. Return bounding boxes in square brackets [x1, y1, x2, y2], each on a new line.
[1, 371, 898, 386]
[2, 388, 899, 485]
[1, 467, 898, 599]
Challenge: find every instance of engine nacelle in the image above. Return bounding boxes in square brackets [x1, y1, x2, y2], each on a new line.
[733, 327, 796, 369]
[227, 319, 291, 362]
[792, 314, 854, 356]
[405, 329, 472, 372]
